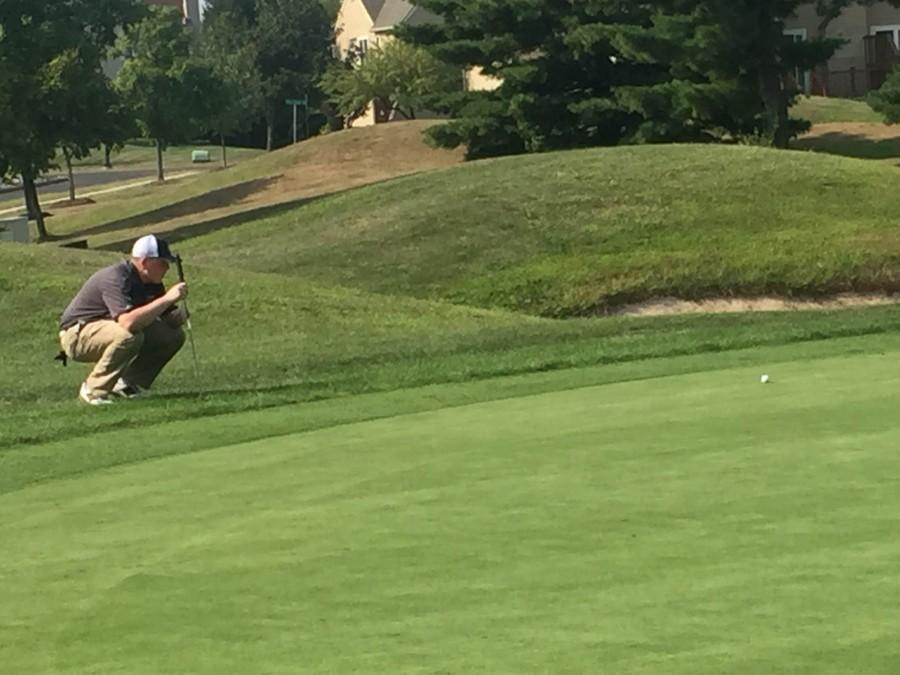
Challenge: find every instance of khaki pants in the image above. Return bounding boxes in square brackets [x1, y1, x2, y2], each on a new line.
[60, 319, 186, 395]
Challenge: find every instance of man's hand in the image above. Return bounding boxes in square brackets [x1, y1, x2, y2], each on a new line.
[118, 282, 188, 333]
[165, 282, 187, 304]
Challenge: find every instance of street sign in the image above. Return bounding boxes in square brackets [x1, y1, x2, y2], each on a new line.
[285, 95, 310, 143]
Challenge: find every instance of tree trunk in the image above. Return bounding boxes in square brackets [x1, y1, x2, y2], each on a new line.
[156, 140, 165, 181]
[63, 147, 76, 201]
[23, 175, 48, 241]
[759, 66, 791, 148]
[104, 144, 112, 169]
[266, 119, 274, 151]
[756, 2, 791, 149]
[22, 177, 37, 220]
[221, 133, 228, 168]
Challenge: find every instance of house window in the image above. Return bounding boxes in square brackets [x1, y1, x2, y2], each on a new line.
[870, 24, 900, 47]
[348, 37, 368, 62]
[784, 28, 810, 93]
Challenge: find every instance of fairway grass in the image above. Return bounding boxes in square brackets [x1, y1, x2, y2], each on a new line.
[4, 341, 900, 673]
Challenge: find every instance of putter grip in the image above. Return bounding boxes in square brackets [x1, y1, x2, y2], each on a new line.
[174, 255, 191, 319]
[175, 255, 185, 282]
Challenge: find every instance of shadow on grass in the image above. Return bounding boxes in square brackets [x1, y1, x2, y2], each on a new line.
[793, 132, 900, 160]
[92, 173, 420, 253]
[94, 193, 330, 253]
[60, 176, 283, 241]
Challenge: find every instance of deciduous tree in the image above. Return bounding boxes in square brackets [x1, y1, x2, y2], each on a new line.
[321, 39, 461, 125]
[202, 0, 333, 150]
[199, 5, 263, 166]
[0, 0, 143, 239]
[115, 6, 223, 181]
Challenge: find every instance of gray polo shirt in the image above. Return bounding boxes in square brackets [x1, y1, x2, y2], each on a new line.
[59, 260, 166, 330]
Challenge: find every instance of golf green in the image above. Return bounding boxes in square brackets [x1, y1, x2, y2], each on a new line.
[4, 350, 900, 673]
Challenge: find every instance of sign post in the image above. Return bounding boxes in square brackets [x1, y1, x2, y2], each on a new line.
[285, 95, 309, 144]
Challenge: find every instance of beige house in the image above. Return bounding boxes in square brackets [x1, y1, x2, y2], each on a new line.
[334, 0, 500, 126]
[785, 2, 900, 96]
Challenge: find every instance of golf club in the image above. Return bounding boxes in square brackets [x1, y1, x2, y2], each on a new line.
[174, 254, 199, 376]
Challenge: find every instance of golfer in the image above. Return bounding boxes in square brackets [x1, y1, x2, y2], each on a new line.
[58, 234, 188, 405]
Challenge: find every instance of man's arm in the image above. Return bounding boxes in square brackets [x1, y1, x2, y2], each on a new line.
[117, 283, 187, 333]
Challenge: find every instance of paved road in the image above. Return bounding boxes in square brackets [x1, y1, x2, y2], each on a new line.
[0, 169, 157, 204]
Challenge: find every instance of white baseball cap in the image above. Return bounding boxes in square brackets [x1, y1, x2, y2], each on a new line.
[131, 234, 177, 261]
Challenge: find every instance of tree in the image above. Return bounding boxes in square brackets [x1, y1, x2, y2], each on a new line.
[707, 0, 843, 148]
[0, 0, 144, 240]
[46, 49, 130, 200]
[401, 1, 676, 158]
[405, 0, 895, 156]
[115, 6, 223, 181]
[321, 39, 461, 125]
[868, 67, 900, 123]
[202, 0, 333, 150]
[199, 4, 264, 166]
[255, 0, 333, 149]
[695, 0, 900, 148]
[99, 98, 140, 170]
[562, 4, 763, 145]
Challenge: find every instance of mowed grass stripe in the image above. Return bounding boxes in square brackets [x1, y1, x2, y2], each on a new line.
[8, 244, 900, 454]
[3, 351, 900, 673]
[5, 331, 900, 496]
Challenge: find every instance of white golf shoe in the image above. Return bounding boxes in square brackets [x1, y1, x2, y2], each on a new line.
[112, 378, 146, 399]
[79, 382, 114, 406]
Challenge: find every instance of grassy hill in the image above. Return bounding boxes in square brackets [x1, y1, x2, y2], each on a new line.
[174, 143, 900, 316]
[790, 95, 882, 124]
[790, 95, 900, 160]
[40, 121, 463, 247]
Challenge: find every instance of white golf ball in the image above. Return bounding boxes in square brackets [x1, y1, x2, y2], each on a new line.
[760, 374, 769, 383]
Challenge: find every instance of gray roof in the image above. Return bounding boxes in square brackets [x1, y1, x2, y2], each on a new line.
[361, 0, 387, 20]
[372, 0, 439, 32]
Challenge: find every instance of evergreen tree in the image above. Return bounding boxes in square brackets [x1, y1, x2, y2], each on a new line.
[403, 1, 661, 158]
[564, 3, 761, 145]
[405, 0, 895, 156]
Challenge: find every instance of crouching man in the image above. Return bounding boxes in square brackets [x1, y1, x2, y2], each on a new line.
[58, 234, 188, 405]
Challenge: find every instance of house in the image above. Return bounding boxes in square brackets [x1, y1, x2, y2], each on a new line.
[334, 0, 435, 64]
[785, 2, 900, 96]
[333, 0, 499, 126]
